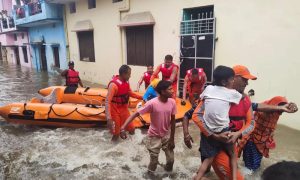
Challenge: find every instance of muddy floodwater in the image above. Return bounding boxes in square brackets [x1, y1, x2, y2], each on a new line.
[0, 61, 299, 180]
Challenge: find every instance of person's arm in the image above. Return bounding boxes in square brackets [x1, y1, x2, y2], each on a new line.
[182, 107, 195, 149]
[105, 83, 118, 129]
[60, 69, 68, 77]
[136, 75, 144, 92]
[192, 101, 213, 136]
[120, 111, 140, 139]
[78, 77, 83, 87]
[256, 102, 298, 113]
[169, 66, 178, 83]
[128, 88, 143, 100]
[228, 107, 255, 144]
[150, 65, 160, 82]
[120, 101, 152, 139]
[192, 101, 230, 143]
[168, 114, 176, 150]
[201, 74, 207, 92]
[182, 75, 189, 102]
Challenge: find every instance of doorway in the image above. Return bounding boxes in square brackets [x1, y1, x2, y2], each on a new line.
[14, 47, 20, 65]
[53, 46, 60, 68]
[179, 5, 216, 96]
[40, 45, 47, 71]
[22, 46, 28, 63]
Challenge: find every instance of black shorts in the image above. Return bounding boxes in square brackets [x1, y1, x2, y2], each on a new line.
[199, 128, 233, 158]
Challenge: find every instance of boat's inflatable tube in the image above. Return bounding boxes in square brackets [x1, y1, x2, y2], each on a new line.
[38, 86, 141, 108]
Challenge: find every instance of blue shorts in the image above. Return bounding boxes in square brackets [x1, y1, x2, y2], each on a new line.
[243, 141, 263, 171]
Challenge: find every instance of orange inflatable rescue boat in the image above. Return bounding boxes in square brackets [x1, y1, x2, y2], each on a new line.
[0, 99, 191, 128]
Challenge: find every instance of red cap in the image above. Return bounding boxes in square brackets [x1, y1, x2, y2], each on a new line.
[233, 65, 257, 80]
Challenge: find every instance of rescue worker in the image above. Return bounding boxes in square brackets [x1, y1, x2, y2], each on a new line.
[190, 65, 257, 180]
[105, 65, 143, 141]
[136, 66, 154, 91]
[151, 55, 179, 99]
[182, 68, 207, 105]
[187, 65, 297, 179]
[60, 61, 83, 87]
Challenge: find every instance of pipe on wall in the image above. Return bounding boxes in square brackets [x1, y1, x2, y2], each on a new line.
[118, 0, 130, 65]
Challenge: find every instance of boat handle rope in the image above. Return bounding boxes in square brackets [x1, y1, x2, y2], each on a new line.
[78, 92, 106, 98]
[137, 115, 147, 126]
[49, 104, 105, 117]
[78, 92, 105, 106]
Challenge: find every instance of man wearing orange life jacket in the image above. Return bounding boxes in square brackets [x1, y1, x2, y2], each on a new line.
[136, 66, 154, 91]
[182, 68, 207, 105]
[188, 65, 257, 180]
[105, 65, 143, 141]
[61, 61, 83, 87]
[151, 55, 179, 99]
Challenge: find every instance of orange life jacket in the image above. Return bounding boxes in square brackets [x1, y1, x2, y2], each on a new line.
[250, 96, 287, 157]
[108, 75, 130, 105]
[229, 96, 252, 132]
[186, 68, 206, 95]
[66, 69, 79, 86]
[160, 63, 178, 84]
[143, 72, 152, 87]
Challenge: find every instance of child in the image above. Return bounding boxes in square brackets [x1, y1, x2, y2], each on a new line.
[142, 78, 159, 102]
[120, 80, 177, 173]
[194, 66, 242, 180]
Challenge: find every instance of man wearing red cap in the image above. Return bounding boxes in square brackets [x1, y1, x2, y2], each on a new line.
[189, 65, 257, 180]
[187, 65, 298, 179]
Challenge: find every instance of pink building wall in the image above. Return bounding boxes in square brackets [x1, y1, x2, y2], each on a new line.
[0, 0, 32, 67]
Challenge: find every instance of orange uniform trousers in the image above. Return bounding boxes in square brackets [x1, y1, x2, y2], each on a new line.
[212, 146, 244, 180]
[110, 104, 135, 135]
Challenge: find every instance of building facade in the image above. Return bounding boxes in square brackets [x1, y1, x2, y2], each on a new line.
[12, 0, 68, 71]
[0, 0, 31, 67]
[60, 0, 300, 130]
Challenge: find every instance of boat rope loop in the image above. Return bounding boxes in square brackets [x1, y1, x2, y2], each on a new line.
[48, 104, 105, 117]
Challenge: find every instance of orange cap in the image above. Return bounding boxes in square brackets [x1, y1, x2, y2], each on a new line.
[233, 65, 257, 80]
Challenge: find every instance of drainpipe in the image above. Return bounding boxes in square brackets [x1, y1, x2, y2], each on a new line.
[26, 31, 33, 68]
[62, 4, 70, 64]
[119, 0, 130, 65]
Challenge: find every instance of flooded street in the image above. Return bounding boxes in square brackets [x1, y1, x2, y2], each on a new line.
[0, 61, 299, 180]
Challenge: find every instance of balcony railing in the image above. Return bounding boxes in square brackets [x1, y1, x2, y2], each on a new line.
[0, 17, 17, 33]
[13, 0, 63, 26]
[8, 18, 15, 28]
[2, 19, 8, 29]
[28, 2, 42, 16]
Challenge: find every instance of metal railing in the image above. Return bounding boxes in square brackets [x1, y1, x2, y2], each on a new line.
[28, 2, 42, 16]
[8, 18, 15, 28]
[1, 19, 8, 29]
[180, 18, 214, 35]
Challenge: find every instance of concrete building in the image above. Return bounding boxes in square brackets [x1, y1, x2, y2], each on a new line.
[12, 0, 68, 71]
[0, 0, 31, 67]
[58, 0, 300, 129]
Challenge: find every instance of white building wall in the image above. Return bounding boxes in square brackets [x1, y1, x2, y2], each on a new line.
[66, 0, 300, 130]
